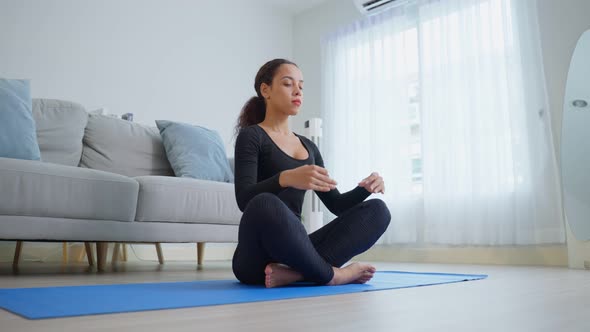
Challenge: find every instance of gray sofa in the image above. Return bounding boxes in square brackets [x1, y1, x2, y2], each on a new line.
[0, 99, 242, 270]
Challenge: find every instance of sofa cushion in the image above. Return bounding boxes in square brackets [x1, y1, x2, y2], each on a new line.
[0, 79, 41, 161]
[32, 99, 88, 166]
[134, 176, 242, 225]
[0, 157, 139, 222]
[156, 120, 234, 183]
[80, 114, 174, 177]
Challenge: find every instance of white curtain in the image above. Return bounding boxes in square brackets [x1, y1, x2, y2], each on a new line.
[321, 0, 565, 245]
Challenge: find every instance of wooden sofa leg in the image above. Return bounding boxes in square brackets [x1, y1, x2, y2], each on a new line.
[112, 243, 120, 264]
[122, 243, 127, 261]
[62, 242, 68, 264]
[13, 241, 23, 269]
[96, 242, 108, 271]
[84, 242, 94, 266]
[197, 242, 205, 265]
[155, 243, 164, 264]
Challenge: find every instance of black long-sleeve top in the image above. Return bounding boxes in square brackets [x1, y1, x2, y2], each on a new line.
[234, 124, 371, 219]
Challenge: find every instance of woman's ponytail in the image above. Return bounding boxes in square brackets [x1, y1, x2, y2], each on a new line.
[235, 96, 266, 137]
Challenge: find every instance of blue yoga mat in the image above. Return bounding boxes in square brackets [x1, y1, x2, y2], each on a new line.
[0, 271, 486, 319]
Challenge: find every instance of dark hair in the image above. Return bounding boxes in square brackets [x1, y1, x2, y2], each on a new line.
[234, 58, 298, 137]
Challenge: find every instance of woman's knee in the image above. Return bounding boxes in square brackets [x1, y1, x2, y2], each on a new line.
[243, 193, 289, 225]
[365, 199, 391, 232]
[247, 192, 279, 208]
[244, 193, 282, 214]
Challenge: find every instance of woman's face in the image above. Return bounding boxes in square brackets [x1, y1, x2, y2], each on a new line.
[261, 64, 304, 116]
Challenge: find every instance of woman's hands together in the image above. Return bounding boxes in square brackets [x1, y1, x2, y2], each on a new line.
[279, 165, 337, 192]
[279, 166, 385, 194]
[358, 172, 385, 194]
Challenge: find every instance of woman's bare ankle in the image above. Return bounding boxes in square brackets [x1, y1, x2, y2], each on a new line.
[327, 267, 341, 286]
[327, 262, 376, 286]
[328, 266, 352, 286]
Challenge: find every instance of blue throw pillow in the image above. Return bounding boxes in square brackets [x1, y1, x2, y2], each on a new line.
[0, 79, 41, 160]
[156, 120, 234, 183]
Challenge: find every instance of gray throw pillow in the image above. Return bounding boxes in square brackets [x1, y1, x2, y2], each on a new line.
[32, 99, 88, 166]
[80, 114, 174, 177]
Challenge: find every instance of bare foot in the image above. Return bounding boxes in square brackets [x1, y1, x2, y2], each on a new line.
[327, 262, 376, 286]
[265, 263, 304, 288]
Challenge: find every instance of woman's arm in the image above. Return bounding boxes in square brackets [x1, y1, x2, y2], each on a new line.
[311, 143, 371, 216]
[315, 186, 371, 217]
[234, 128, 284, 211]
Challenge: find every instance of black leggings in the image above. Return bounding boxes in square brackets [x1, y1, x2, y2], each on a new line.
[232, 193, 391, 285]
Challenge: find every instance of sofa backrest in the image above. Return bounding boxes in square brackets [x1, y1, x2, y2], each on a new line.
[32, 99, 88, 167]
[79, 113, 175, 177]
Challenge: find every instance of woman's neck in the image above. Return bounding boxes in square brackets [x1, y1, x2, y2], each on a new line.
[260, 109, 291, 135]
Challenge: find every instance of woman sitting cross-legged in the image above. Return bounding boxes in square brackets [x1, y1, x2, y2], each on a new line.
[232, 58, 391, 288]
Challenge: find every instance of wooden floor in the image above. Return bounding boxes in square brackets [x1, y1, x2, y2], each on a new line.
[0, 260, 589, 332]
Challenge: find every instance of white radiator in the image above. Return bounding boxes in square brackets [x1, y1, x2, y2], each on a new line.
[304, 118, 323, 233]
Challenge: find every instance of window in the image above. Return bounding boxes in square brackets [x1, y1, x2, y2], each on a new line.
[322, 0, 564, 245]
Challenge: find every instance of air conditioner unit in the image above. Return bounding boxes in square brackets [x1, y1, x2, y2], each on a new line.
[353, 0, 406, 15]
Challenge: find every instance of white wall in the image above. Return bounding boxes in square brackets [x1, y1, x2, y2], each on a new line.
[293, 0, 590, 267]
[0, 0, 293, 152]
[292, 0, 361, 134]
